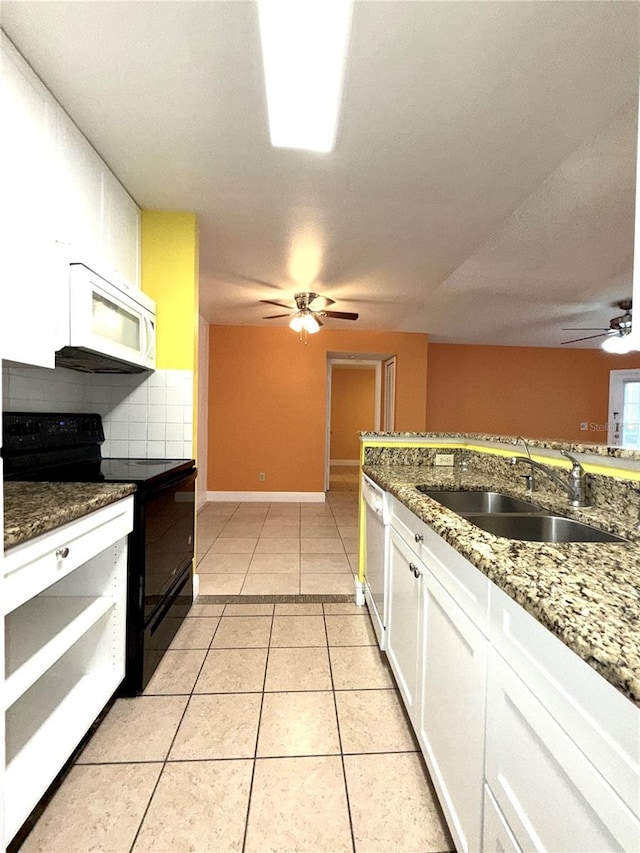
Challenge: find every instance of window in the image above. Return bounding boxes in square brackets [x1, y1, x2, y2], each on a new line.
[608, 370, 640, 447]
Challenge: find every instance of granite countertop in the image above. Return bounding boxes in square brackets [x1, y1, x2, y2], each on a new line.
[360, 430, 640, 462]
[363, 463, 640, 706]
[4, 482, 136, 551]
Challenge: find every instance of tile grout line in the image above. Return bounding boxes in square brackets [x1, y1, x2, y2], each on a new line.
[240, 603, 275, 853]
[127, 609, 226, 850]
[322, 603, 357, 853]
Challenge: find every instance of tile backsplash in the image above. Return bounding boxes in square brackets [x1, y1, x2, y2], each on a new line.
[2, 365, 193, 459]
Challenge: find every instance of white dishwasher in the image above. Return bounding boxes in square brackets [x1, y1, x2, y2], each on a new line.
[362, 473, 390, 649]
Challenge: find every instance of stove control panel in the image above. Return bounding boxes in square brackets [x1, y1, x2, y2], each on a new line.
[3, 413, 105, 452]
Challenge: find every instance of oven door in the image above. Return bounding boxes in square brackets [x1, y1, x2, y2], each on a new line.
[123, 466, 196, 695]
[142, 468, 196, 622]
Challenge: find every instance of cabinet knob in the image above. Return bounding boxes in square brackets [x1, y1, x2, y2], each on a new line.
[414, 533, 424, 543]
[409, 562, 422, 579]
[56, 547, 70, 559]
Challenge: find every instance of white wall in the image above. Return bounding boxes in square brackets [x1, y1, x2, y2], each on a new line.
[196, 315, 209, 510]
[2, 365, 193, 459]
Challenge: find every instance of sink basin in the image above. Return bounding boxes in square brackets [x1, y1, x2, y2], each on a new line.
[463, 513, 628, 543]
[417, 488, 543, 514]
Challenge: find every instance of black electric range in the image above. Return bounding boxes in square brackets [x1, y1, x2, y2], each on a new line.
[2, 412, 197, 694]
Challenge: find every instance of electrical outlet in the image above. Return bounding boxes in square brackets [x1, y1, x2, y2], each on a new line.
[435, 454, 455, 466]
[258, 472, 266, 482]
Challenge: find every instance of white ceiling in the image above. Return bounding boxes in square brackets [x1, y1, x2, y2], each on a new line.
[2, 0, 639, 347]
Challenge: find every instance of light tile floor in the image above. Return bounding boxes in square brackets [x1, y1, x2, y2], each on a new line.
[21, 605, 455, 853]
[196, 467, 361, 596]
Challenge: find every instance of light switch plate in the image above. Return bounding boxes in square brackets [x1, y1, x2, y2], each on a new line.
[435, 453, 455, 466]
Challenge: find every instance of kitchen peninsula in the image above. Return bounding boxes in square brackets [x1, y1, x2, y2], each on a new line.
[359, 432, 640, 853]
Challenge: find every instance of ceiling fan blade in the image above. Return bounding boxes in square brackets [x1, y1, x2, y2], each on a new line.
[320, 310, 359, 320]
[260, 299, 293, 310]
[561, 327, 609, 331]
[561, 332, 611, 345]
[263, 313, 291, 319]
[307, 295, 335, 309]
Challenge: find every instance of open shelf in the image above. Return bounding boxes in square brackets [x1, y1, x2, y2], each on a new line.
[5, 596, 115, 710]
[5, 615, 123, 842]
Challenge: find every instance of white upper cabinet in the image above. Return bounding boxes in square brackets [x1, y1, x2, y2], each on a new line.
[0, 36, 141, 369]
[57, 110, 141, 288]
[0, 39, 64, 368]
[56, 111, 105, 267]
[103, 170, 141, 287]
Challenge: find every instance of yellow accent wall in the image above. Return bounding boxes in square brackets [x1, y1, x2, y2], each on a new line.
[141, 210, 199, 372]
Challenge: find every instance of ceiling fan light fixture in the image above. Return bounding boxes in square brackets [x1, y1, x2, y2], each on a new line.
[301, 312, 320, 334]
[601, 332, 634, 354]
[289, 313, 305, 333]
[257, 0, 353, 153]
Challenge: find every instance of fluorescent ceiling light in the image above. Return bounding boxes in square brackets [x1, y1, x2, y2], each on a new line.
[258, 0, 353, 153]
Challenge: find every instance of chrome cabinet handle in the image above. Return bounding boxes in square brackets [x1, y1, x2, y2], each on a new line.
[409, 562, 422, 579]
[56, 547, 70, 559]
[414, 533, 424, 543]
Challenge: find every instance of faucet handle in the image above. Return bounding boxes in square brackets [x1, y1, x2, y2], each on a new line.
[560, 449, 584, 471]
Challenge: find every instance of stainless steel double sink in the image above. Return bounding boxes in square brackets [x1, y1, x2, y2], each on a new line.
[415, 488, 627, 543]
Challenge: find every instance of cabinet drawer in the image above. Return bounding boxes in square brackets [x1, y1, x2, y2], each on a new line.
[391, 495, 489, 633]
[486, 648, 640, 852]
[489, 582, 640, 818]
[4, 497, 134, 615]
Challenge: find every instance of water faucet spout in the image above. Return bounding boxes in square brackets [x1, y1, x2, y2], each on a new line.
[510, 452, 590, 508]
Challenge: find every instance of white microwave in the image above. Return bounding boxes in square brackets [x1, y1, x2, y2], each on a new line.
[56, 263, 156, 373]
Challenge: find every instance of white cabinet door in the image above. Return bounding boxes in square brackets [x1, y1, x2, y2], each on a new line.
[103, 171, 140, 286]
[387, 526, 424, 722]
[56, 110, 105, 265]
[482, 785, 521, 853]
[485, 649, 640, 853]
[57, 108, 140, 286]
[418, 571, 487, 853]
[0, 41, 61, 368]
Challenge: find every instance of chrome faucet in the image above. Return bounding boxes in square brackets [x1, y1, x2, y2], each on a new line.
[510, 448, 591, 507]
[512, 436, 535, 492]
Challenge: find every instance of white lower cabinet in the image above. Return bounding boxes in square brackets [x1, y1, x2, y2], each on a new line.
[418, 572, 487, 853]
[386, 527, 424, 722]
[482, 785, 521, 853]
[380, 491, 640, 853]
[485, 648, 639, 852]
[3, 497, 133, 845]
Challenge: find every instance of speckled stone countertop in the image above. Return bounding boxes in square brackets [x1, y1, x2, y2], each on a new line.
[360, 430, 640, 462]
[363, 463, 640, 706]
[4, 482, 136, 551]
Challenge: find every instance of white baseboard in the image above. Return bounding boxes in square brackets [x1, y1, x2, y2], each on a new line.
[196, 493, 208, 512]
[330, 459, 360, 466]
[207, 490, 326, 503]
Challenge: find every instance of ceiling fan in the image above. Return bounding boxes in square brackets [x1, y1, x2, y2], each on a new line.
[561, 299, 632, 348]
[261, 292, 359, 334]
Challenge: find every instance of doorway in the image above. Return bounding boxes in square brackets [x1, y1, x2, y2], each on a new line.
[324, 355, 394, 491]
[608, 369, 640, 448]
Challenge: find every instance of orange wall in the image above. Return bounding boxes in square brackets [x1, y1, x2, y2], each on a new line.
[330, 367, 377, 460]
[426, 344, 640, 442]
[208, 327, 428, 492]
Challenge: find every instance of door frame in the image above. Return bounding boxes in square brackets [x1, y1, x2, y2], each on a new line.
[324, 358, 382, 491]
[608, 368, 640, 446]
